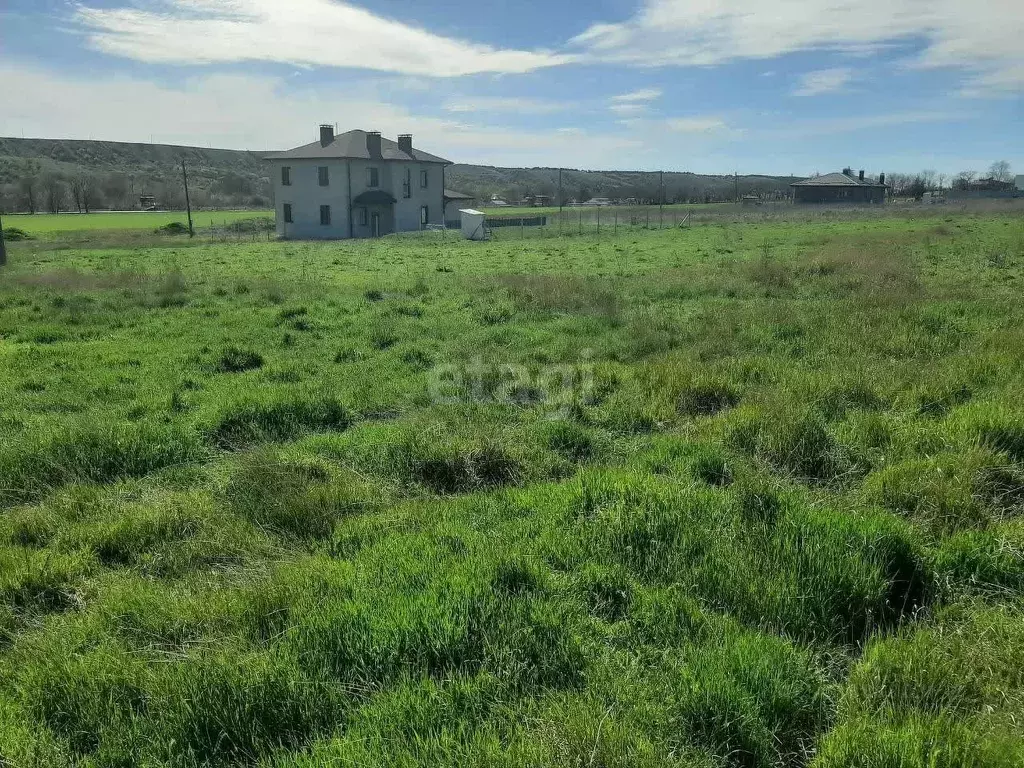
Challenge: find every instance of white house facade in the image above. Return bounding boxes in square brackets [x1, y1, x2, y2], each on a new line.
[266, 127, 452, 239]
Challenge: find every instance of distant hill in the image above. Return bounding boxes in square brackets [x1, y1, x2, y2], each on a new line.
[0, 137, 798, 213]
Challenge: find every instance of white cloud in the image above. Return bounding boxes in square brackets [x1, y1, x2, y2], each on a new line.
[443, 96, 567, 114]
[665, 116, 731, 134]
[793, 68, 855, 96]
[609, 102, 649, 116]
[73, 0, 573, 76]
[0, 61, 640, 168]
[571, 0, 1024, 94]
[608, 87, 661, 116]
[610, 87, 663, 103]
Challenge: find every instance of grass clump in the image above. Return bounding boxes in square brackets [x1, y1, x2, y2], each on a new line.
[224, 451, 367, 539]
[215, 347, 264, 373]
[728, 406, 855, 483]
[0, 424, 205, 506]
[207, 391, 350, 447]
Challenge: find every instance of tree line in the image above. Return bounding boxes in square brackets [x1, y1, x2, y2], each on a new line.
[885, 161, 1015, 199]
[0, 163, 270, 215]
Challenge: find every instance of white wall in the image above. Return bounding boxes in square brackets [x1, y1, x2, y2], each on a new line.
[271, 157, 445, 239]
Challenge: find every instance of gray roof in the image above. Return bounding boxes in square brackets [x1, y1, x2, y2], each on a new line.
[266, 130, 450, 164]
[443, 189, 474, 200]
[791, 172, 886, 187]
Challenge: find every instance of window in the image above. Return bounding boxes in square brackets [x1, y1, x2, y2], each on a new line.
[419, 169, 428, 189]
[420, 205, 429, 227]
[282, 203, 293, 224]
[320, 205, 331, 226]
[318, 166, 329, 186]
[359, 207, 368, 226]
[403, 168, 412, 199]
[281, 166, 291, 186]
[367, 167, 379, 187]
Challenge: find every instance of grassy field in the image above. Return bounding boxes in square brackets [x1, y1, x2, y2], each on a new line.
[0, 210, 1023, 766]
[4, 209, 272, 234]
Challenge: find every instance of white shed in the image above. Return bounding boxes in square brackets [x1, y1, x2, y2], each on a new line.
[459, 209, 487, 241]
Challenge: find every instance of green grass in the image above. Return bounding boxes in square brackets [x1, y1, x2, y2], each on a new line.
[0, 208, 1022, 766]
[5, 209, 272, 234]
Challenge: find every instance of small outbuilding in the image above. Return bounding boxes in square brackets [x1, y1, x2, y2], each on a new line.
[459, 209, 488, 241]
[791, 168, 887, 204]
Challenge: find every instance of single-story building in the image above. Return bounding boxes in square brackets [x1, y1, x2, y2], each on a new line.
[443, 189, 475, 228]
[791, 168, 887, 204]
[265, 125, 452, 239]
[949, 178, 1017, 200]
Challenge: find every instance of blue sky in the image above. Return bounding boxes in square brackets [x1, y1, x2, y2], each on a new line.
[1, 0, 1021, 176]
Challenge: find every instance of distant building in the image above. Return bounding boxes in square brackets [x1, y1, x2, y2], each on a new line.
[1016, 175, 1024, 193]
[489, 195, 509, 207]
[519, 194, 551, 207]
[139, 195, 157, 210]
[581, 197, 613, 206]
[949, 177, 1017, 200]
[265, 125, 451, 239]
[791, 168, 887, 204]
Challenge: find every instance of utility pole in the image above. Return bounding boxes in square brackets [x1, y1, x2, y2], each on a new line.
[734, 171, 739, 203]
[181, 159, 194, 237]
[0, 213, 7, 267]
[558, 168, 563, 237]
[659, 170, 664, 229]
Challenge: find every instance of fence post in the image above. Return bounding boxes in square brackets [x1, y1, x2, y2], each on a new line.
[578, 209, 582, 236]
[614, 210, 617, 237]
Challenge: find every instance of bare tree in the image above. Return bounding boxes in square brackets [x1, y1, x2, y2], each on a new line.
[42, 175, 66, 215]
[953, 170, 977, 191]
[18, 176, 39, 214]
[937, 173, 948, 192]
[80, 175, 97, 213]
[70, 176, 85, 213]
[989, 160, 1013, 183]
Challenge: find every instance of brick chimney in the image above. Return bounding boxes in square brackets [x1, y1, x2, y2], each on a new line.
[843, 167, 852, 177]
[366, 131, 382, 157]
[398, 134, 413, 154]
[319, 124, 334, 147]
[879, 173, 886, 185]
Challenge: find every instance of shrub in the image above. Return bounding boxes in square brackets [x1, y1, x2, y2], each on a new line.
[3, 227, 31, 241]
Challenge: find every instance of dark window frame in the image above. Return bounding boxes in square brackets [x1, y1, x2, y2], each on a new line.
[283, 203, 293, 223]
[359, 207, 368, 226]
[367, 167, 379, 187]
[403, 167, 412, 199]
[420, 205, 429, 227]
[318, 166, 329, 186]
[320, 205, 331, 226]
[281, 166, 291, 186]
[419, 169, 428, 189]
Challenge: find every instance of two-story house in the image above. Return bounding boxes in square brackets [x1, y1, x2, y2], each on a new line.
[266, 126, 451, 239]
